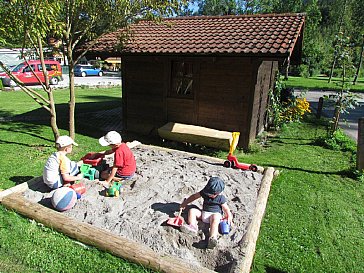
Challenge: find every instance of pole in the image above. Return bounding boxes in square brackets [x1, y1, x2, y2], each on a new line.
[357, 117, 364, 171]
[317, 97, 324, 119]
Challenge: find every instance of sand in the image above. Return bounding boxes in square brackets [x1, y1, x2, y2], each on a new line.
[23, 144, 263, 272]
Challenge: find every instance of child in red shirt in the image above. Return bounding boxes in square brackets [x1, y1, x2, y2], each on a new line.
[93, 131, 136, 185]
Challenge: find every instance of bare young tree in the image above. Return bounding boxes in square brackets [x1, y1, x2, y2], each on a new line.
[0, 0, 63, 140]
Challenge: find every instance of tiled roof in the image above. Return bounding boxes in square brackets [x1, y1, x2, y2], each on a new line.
[88, 13, 305, 57]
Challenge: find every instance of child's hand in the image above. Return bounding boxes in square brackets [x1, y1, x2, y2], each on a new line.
[180, 198, 188, 209]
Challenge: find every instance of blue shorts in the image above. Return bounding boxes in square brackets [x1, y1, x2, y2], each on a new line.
[50, 161, 79, 189]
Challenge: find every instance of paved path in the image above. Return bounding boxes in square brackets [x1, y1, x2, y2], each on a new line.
[295, 89, 364, 142]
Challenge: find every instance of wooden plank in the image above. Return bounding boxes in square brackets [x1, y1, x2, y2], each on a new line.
[229, 167, 276, 273]
[158, 122, 233, 150]
[1, 193, 215, 273]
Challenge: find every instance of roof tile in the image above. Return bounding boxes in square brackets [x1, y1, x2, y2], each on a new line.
[88, 13, 305, 57]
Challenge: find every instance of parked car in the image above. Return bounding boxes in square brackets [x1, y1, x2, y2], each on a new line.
[0, 60, 63, 87]
[0, 60, 62, 87]
[74, 65, 103, 77]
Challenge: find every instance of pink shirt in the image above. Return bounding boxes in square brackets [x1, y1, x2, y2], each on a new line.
[113, 143, 136, 176]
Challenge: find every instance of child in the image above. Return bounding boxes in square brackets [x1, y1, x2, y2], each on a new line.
[180, 177, 233, 249]
[43, 135, 83, 189]
[92, 131, 136, 185]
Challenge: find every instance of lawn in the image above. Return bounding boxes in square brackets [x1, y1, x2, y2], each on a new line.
[0, 84, 363, 272]
[285, 76, 364, 93]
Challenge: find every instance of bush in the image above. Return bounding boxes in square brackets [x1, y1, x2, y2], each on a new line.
[0, 78, 3, 90]
[316, 129, 356, 153]
[298, 64, 310, 78]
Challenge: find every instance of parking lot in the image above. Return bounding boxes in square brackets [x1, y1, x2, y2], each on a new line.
[58, 72, 122, 88]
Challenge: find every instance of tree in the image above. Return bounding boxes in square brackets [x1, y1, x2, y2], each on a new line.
[0, 0, 63, 140]
[351, 0, 364, 84]
[326, 33, 358, 134]
[0, 0, 185, 142]
[353, 34, 364, 85]
[194, 0, 239, 15]
[54, 0, 186, 139]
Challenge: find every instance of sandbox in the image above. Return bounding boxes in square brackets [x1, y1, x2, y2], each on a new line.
[0, 143, 276, 273]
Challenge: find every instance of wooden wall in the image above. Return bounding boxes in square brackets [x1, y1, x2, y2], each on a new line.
[122, 55, 277, 149]
[248, 60, 279, 144]
[197, 57, 254, 148]
[122, 56, 166, 134]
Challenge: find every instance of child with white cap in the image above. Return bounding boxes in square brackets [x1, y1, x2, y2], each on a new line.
[43, 135, 83, 189]
[90, 131, 136, 185]
[180, 176, 233, 249]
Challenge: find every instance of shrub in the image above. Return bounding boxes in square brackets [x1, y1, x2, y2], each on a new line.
[268, 77, 311, 129]
[316, 128, 356, 153]
[298, 64, 310, 78]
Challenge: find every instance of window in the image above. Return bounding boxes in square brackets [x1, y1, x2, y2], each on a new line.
[38, 64, 57, 72]
[171, 61, 193, 97]
[23, 65, 35, 72]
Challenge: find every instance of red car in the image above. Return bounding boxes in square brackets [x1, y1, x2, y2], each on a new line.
[0, 60, 63, 86]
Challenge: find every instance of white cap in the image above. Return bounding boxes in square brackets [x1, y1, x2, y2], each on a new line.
[99, 131, 122, 146]
[56, 136, 78, 147]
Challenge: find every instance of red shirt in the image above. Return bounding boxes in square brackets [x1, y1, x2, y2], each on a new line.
[112, 143, 136, 176]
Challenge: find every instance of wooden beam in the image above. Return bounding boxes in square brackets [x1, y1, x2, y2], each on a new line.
[229, 167, 276, 273]
[158, 122, 233, 151]
[1, 194, 215, 273]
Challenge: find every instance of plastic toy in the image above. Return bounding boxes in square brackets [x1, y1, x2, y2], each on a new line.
[224, 132, 258, 172]
[70, 182, 86, 199]
[81, 152, 104, 167]
[167, 208, 184, 227]
[219, 218, 230, 235]
[80, 164, 97, 180]
[106, 181, 123, 197]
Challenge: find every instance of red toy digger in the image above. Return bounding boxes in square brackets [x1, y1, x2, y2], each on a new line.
[223, 132, 258, 172]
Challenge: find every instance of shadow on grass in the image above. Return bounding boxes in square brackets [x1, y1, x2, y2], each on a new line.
[10, 176, 35, 185]
[268, 164, 357, 178]
[0, 126, 52, 144]
[265, 266, 286, 273]
[5, 100, 122, 139]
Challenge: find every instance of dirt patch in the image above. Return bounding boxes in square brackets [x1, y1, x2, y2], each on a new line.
[23, 145, 263, 272]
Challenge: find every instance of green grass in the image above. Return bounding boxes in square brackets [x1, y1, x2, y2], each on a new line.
[241, 122, 364, 272]
[286, 76, 364, 93]
[1, 85, 363, 272]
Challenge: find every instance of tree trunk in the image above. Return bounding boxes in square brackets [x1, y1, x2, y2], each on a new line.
[67, 44, 76, 140]
[332, 103, 341, 133]
[38, 36, 59, 140]
[284, 56, 290, 80]
[328, 56, 336, 83]
[49, 91, 59, 140]
[353, 36, 364, 85]
[331, 66, 345, 134]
